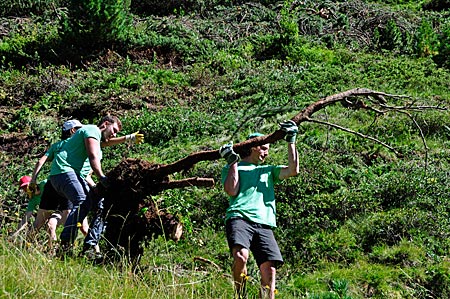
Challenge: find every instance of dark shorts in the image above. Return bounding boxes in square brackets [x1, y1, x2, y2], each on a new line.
[39, 181, 72, 211]
[226, 217, 283, 268]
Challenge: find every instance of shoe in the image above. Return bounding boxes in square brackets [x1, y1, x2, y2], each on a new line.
[81, 245, 103, 264]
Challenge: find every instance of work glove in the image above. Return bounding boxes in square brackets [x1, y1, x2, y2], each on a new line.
[25, 186, 34, 199]
[28, 182, 37, 194]
[125, 131, 144, 144]
[219, 144, 240, 165]
[279, 120, 298, 143]
[99, 176, 110, 189]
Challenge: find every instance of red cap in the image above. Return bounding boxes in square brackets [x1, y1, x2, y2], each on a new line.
[18, 175, 32, 189]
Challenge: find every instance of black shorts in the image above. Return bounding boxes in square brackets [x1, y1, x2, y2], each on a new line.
[226, 217, 283, 268]
[39, 181, 72, 211]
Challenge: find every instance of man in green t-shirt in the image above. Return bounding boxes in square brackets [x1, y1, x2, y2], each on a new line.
[219, 120, 299, 299]
[49, 115, 122, 251]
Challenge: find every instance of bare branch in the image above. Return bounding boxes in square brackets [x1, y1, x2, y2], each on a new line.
[159, 177, 215, 189]
[397, 110, 429, 168]
[194, 256, 222, 270]
[305, 117, 401, 156]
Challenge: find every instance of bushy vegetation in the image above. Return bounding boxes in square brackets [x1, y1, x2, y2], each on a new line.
[0, 0, 449, 298]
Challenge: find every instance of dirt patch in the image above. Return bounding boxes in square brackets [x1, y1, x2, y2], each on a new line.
[0, 134, 48, 156]
[127, 46, 183, 67]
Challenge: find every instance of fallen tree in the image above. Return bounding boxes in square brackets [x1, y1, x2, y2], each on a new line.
[100, 88, 447, 262]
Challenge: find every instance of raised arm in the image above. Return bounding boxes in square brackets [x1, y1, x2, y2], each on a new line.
[279, 142, 299, 180]
[278, 120, 299, 180]
[224, 162, 240, 196]
[220, 144, 241, 197]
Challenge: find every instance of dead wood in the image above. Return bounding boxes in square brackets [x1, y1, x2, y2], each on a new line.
[100, 88, 446, 262]
[155, 88, 446, 175]
[194, 256, 222, 270]
[160, 177, 215, 189]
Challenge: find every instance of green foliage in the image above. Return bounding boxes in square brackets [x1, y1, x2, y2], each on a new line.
[0, 0, 67, 17]
[130, 0, 210, 16]
[374, 19, 404, 53]
[286, 41, 340, 64]
[306, 279, 352, 299]
[422, 0, 450, 11]
[303, 228, 362, 267]
[130, 17, 216, 62]
[0, 19, 60, 65]
[124, 106, 230, 146]
[0, 1, 449, 298]
[61, 0, 132, 47]
[414, 18, 440, 57]
[434, 20, 450, 68]
[370, 0, 420, 5]
[369, 241, 427, 266]
[0, 237, 237, 298]
[425, 261, 450, 298]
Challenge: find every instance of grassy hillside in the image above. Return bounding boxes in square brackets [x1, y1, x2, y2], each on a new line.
[1, 0, 449, 298]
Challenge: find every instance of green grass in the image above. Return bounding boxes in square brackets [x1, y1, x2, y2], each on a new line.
[1, 0, 450, 298]
[0, 234, 236, 299]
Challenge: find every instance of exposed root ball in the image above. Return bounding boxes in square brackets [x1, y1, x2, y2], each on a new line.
[100, 158, 182, 261]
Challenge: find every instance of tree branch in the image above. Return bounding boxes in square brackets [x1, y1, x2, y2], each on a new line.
[152, 88, 446, 176]
[305, 117, 401, 156]
[159, 177, 215, 189]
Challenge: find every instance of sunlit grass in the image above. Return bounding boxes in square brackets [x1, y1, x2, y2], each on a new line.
[0, 236, 237, 299]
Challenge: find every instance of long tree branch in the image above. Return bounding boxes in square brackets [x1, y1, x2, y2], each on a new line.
[152, 88, 446, 176]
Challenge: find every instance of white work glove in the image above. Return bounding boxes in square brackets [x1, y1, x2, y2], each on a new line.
[125, 131, 144, 144]
[219, 144, 240, 165]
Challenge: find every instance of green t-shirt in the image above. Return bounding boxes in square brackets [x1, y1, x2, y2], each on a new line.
[49, 125, 101, 177]
[26, 180, 47, 212]
[221, 162, 283, 227]
[46, 139, 92, 178]
[45, 140, 66, 161]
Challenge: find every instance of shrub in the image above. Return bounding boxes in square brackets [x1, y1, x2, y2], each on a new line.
[60, 0, 132, 47]
[424, 261, 450, 298]
[0, 19, 60, 66]
[374, 19, 404, 54]
[369, 241, 427, 266]
[123, 106, 229, 146]
[303, 228, 362, 266]
[414, 18, 440, 57]
[434, 20, 450, 68]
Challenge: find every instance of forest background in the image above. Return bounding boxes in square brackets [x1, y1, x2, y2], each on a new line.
[0, 0, 449, 298]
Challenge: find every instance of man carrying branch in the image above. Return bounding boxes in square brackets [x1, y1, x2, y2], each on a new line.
[219, 120, 299, 299]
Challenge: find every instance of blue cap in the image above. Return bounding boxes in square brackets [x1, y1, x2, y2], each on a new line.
[247, 132, 264, 140]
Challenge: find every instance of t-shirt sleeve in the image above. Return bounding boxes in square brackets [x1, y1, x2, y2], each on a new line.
[82, 126, 101, 141]
[45, 143, 56, 159]
[45, 140, 65, 161]
[272, 165, 284, 184]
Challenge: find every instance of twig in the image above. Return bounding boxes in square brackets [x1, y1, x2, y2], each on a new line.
[194, 256, 222, 270]
[305, 117, 401, 156]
